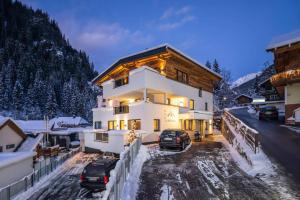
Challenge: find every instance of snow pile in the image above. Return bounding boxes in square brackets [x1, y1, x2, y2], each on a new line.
[121, 145, 150, 200]
[160, 184, 174, 200]
[197, 160, 229, 199]
[218, 117, 275, 177]
[231, 71, 261, 88]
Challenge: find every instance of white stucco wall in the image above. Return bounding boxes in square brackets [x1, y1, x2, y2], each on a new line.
[0, 125, 23, 152]
[102, 67, 213, 112]
[0, 153, 34, 188]
[84, 131, 127, 154]
[286, 82, 300, 105]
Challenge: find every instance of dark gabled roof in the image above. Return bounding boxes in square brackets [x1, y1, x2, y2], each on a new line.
[234, 94, 253, 100]
[92, 44, 222, 84]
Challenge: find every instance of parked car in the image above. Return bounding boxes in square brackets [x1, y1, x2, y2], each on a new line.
[159, 129, 191, 150]
[259, 106, 278, 120]
[80, 158, 118, 191]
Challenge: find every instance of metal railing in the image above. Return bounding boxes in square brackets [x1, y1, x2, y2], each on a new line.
[103, 137, 142, 200]
[114, 105, 129, 114]
[0, 148, 80, 200]
[222, 110, 260, 154]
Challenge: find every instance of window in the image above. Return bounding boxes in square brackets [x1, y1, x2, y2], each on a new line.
[189, 99, 194, 110]
[199, 87, 202, 97]
[6, 144, 15, 150]
[167, 98, 171, 105]
[108, 120, 117, 130]
[153, 119, 160, 132]
[0, 146, 2, 152]
[128, 119, 141, 130]
[184, 120, 193, 130]
[94, 121, 102, 129]
[95, 132, 108, 142]
[176, 69, 188, 83]
[114, 76, 129, 88]
[120, 120, 125, 130]
[205, 102, 208, 111]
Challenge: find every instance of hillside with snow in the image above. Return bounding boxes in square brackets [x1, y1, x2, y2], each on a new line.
[231, 71, 262, 89]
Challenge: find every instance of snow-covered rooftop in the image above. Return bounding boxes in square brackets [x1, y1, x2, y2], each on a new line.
[18, 134, 44, 152]
[50, 117, 89, 129]
[267, 29, 300, 50]
[0, 152, 36, 169]
[50, 127, 91, 135]
[16, 120, 47, 134]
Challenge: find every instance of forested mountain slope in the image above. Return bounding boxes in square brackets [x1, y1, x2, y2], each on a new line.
[0, 0, 99, 120]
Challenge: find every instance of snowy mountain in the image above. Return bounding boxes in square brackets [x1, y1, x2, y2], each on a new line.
[0, 0, 99, 121]
[231, 71, 262, 89]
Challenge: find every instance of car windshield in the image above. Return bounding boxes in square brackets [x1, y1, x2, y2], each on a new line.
[265, 107, 276, 111]
[161, 130, 181, 137]
[84, 163, 106, 176]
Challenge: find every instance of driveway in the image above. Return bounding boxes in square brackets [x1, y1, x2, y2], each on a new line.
[230, 108, 300, 184]
[136, 141, 282, 200]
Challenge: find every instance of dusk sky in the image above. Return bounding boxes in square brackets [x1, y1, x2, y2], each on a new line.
[21, 0, 300, 81]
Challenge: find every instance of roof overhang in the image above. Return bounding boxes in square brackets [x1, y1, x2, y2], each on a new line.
[92, 44, 222, 85]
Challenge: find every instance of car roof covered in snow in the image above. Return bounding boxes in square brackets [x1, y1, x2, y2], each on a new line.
[266, 29, 300, 51]
[0, 152, 36, 169]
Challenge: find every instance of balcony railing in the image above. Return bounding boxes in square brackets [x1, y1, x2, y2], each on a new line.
[270, 69, 300, 87]
[114, 105, 129, 114]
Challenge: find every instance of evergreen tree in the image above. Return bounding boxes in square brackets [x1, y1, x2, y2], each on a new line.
[12, 80, 24, 112]
[45, 86, 58, 118]
[205, 61, 212, 69]
[213, 59, 221, 74]
[0, 68, 5, 109]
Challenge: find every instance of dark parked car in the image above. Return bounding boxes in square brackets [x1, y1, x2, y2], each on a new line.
[259, 106, 278, 120]
[159, 129, 191, 150]
[80, 158, 118, 191]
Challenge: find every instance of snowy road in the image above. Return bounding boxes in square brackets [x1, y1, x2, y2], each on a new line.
[137, 141, 293, 200]
[20, 153, 104, 200]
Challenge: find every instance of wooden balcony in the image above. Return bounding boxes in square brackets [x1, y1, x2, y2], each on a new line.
[114, 105, 129, 114]
[270, 69, 300, 87]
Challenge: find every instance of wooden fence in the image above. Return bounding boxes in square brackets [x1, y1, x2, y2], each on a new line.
[222, 110, 260, 154]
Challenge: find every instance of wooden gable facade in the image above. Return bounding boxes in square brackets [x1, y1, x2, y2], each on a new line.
[93, 45, 222, 93]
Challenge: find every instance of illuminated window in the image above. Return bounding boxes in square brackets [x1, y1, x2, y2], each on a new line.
[153, 119, 160, 132]
[189, 99, 194, 110]
[108, 120, 117, 130]
[94, 121, 102, 129]
[128, 119, 141, 130]
[120, 120, 125, 130]
[114, 76, 129, 88]
[184, 120, 193, 130]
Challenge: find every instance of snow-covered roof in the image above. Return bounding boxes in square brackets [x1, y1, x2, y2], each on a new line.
[0, 116, 27, 139]
[50, 127, 91, 135]
[17, 134, 44, 152]
[231, 71, 262, 89]
[258, 78, 270, 86]
[16, 120, 47, 134]
[50, 117, 89, 129]
[267, 29, 300, 51]
[0, 152, 36, 169]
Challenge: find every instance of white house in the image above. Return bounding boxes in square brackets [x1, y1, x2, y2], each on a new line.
[0, 117, 27, 152]
[0, 152, 35, 188]
[85, 45, 222, 153]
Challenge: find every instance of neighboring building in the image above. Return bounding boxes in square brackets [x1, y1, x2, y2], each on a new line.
[0, 117, 27, 152]
[86, 44, 221, 153]
[267, 30, 300, 122]
[235, 94, 253, 105]
[258, 78, 283, 102]
[0, 152, 35, 188]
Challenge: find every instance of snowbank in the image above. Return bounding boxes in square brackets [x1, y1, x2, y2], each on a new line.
[121, 145, 150, 200]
